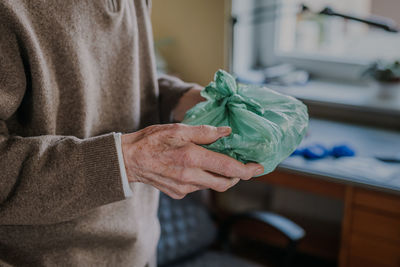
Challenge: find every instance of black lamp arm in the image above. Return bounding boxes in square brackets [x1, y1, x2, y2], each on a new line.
[320, 6, 398, 33]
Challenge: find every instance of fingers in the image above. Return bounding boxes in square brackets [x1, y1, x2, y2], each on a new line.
[178, 144, 264, 179]
[143, 171, 202, 199]
[148, 167, 241, 199]
[171, 124, 264, 178]
[181, 124, 232, 145]
[178, 168, 241, 192]
[244, 162, 265, 176]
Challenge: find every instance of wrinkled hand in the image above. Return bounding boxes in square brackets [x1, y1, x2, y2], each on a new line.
[121, 124, 264, 199]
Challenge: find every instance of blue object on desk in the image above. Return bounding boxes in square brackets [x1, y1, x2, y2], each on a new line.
[292, 144, 356, 160]
[331, 145, 356, 158]
[303, 144, 330, 159]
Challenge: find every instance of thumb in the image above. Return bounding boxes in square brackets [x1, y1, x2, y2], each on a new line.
[184, 125, 231, 145]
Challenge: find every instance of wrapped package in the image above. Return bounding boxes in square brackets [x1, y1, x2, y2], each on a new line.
[182, 70, 309, 175]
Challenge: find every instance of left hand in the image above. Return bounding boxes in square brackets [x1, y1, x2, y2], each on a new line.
[173, 87, 205, 122]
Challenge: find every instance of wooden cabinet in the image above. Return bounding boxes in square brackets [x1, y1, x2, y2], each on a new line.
[352, 209, 400, 243]
[341, 188, 400, 267]
[257, 170, 400, 266]
[353, 188, 400, 215]
[348, 234, 400, 267]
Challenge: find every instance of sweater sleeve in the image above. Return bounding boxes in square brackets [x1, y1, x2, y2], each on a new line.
[158, 74, 198, 123]
[0, 21, 125, 226]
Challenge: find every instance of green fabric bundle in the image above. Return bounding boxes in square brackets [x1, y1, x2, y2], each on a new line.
[182, 70, 309, 175]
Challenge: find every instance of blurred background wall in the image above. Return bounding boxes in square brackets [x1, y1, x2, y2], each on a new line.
[371, 0, 400, 25]
[151, 0, 231, 86]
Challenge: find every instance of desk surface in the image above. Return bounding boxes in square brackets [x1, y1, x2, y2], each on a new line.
[279, 119, 400, 195]
[272, 79, 400, 116]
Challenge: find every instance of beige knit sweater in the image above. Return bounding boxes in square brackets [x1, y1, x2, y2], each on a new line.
[0, 0, 194, 266]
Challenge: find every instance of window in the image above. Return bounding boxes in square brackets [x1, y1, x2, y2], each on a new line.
[232, 0, 400, 81]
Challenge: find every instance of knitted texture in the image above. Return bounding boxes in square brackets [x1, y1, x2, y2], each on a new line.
[0, 0, 192, 266]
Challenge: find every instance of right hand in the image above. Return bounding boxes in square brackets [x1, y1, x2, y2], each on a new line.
[121, 124, 264, 199]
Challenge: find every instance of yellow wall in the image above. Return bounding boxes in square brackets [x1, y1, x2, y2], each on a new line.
[151, 0, 230, 86]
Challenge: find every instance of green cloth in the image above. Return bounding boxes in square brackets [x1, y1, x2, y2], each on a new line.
[183, 70, 309, 175]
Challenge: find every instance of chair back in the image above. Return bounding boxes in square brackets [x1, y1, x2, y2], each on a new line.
[157, 192, 217, 266]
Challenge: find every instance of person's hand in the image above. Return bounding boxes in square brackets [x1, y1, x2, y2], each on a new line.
[121, 124, 264, 199]
[173, 88, 205, 122]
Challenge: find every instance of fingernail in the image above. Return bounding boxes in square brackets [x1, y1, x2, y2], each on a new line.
[217, 126, 231, 135]
[255, 167, 264, 176]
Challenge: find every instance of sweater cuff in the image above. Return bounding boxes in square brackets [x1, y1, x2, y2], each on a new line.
[113, 132, 133, 198]
[79, 133, 126, 207]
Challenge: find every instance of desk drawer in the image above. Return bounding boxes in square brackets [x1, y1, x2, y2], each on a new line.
[353, 188, 400, 215]
[348, 234, 400, 267]
[352, 208, 400, 243]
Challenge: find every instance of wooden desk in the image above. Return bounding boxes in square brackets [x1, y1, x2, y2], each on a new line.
[257, 170, 400, 267]
[255, 119, 400, 266]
